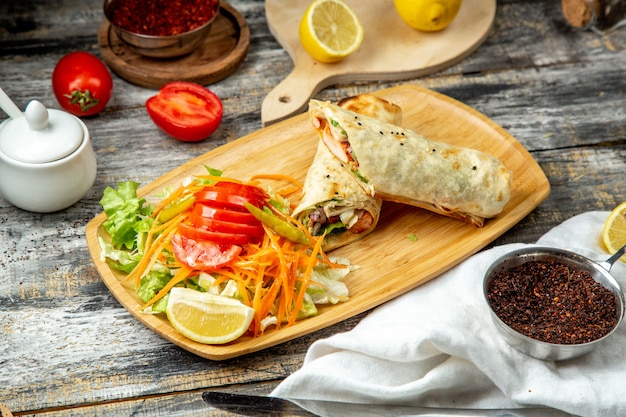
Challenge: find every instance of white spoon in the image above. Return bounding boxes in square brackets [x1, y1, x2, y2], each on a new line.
[0, 87, 24, 120]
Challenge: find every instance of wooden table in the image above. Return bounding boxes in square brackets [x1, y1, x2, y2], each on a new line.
[1, 0, 624, 415]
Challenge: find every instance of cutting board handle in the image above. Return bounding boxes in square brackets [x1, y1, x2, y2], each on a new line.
[261, 65, 327, 126]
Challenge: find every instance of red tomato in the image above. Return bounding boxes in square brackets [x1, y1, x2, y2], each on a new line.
[178, 223, 250, 246]
[171, 234, 240, 271]
[194, 204, 260, 226]
[190, 212, 264, 236]
[52, 51, 113, 117]
[146, 81, 223, 142]
[195, 189, 264, 212]
[213, 182, 268, 200]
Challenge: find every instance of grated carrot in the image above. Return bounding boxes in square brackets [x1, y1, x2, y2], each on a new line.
[113, 170, 348, 340]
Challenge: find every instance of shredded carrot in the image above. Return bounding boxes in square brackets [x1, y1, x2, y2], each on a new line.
[112, 170, 349, 339]
[141, 265, 194, 309]
[248, 173, 303, 193]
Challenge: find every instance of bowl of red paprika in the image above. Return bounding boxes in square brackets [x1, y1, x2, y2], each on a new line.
[483, 245, 625, 361]
[103, 0, 220, 58]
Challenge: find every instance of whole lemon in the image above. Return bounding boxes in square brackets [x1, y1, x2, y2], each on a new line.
[394, 0, 462, 32]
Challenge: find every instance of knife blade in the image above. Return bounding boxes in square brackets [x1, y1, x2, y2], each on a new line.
[202, 391, 578, 417]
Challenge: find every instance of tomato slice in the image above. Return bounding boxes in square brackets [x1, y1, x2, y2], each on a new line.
[178, 223, 251, 246]
[146, 81, 223, 142]
[171, 234, 240, 271]
[194, 204, 260, 226]
[190, 210, 264, 236]
[213, 182, 268, 200]
[195, 189, 264, 212]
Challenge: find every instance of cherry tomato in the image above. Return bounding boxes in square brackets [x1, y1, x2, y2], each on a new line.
[146, 81, 223, 142]
[52, 51, 113, 117]
[171, 234, 240, 271]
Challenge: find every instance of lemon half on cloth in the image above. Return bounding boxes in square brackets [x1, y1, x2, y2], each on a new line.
[166, 287, 255, 344]
[299, 0, 364, 63]
[394, 0, 462, 32]
[603, 201, 626, 262]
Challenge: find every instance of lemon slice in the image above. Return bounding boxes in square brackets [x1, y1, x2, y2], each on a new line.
[166, 287, 255, 344]
[393, 0, 462, 32]
[299, 0, 364, 63]
[602, 201, 626, 262]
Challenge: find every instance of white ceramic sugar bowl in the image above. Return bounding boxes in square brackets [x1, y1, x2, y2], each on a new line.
[0, 99, 97, 212]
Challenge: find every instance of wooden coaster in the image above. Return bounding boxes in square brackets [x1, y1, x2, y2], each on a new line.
[98, 1, 250, 89]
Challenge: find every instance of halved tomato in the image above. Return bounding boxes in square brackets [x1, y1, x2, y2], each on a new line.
[146, 81, 223, 142]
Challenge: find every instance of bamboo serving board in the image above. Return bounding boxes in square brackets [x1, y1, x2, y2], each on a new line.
[262, 0, 496, 125]
[86, 84, 550, 360]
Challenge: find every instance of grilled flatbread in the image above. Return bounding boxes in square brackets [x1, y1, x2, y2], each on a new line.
[307, 99, 512, 226]
[293, 94, 400, 251]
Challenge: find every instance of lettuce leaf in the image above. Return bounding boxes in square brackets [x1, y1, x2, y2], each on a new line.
[100, 181, 154, 251]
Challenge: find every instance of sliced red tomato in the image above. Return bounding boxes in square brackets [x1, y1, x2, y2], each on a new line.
[194, 204, 260, 226]
[178, 223, 251, 246]
[213, 182, 268, 200]
[190, 209, 264, 236]
[195, 189, 264, 211]
[146, 81, 223, 142]
[171, 234, 240, 271]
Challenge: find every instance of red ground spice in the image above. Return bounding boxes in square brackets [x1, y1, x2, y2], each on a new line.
[107, 0, 219, 36]
[487, 260, 618, 345]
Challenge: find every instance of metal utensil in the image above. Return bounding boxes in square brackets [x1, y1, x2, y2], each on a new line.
[202, 391, 578, 417]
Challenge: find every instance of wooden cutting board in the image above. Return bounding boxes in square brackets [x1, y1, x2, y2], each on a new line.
[262, 0, 496, 125]
[86, 84, 550, 360]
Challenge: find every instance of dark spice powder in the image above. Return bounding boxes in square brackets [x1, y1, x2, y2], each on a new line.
[487, 260, 617, 345]
[107, 0, 219, 36]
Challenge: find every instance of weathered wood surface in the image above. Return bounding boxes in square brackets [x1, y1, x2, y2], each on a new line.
[0, 0, 624, 415]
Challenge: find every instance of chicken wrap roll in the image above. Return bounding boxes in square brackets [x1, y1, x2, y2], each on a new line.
[293, 94, 401, 251]
[307, 99, 512, 227]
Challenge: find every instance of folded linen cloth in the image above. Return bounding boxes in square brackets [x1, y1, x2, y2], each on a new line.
[271, 211, 626, 417]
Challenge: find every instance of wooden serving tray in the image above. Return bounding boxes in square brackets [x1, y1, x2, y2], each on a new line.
[262, 0, 496, 125]
[98, 1, 249, 89]
[86, 84, 550, 360]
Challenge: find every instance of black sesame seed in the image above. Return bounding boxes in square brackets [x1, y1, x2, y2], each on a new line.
[472, 166, 477, 170]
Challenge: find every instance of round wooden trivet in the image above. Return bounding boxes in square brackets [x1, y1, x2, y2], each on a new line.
[98, 1, 250, 89]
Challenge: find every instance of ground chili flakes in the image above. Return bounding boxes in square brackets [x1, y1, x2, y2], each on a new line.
[487, 260, 617, 345]
[107, 0, 219, 36]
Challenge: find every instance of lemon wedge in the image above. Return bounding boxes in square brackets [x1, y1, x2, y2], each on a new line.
[602, 201, 626, 262]
[393, 0, 462, 32]
[299, 0, 364, 63]
[166, 287, 255, 344]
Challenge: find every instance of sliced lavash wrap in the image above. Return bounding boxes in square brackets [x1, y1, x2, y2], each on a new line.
[307, 99, 512, 227]
[293, 94, 402, 251]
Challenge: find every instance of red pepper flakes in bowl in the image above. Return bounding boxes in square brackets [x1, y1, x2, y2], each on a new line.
[103, 0, 220, 58]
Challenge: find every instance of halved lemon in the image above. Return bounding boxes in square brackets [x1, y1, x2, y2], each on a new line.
[166, 287, 255, 344]
[602, 201, 626, 262]
[299, 0, 364, 63]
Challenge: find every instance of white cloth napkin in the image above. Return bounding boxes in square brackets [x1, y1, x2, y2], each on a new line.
[271, 211, 626, 417]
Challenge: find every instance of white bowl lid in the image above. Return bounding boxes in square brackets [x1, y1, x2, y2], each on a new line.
[0, 100, 83, 164]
